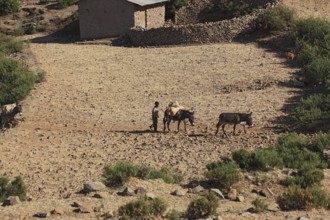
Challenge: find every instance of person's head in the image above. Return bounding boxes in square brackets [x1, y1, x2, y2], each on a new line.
[155, 101, 159, 107]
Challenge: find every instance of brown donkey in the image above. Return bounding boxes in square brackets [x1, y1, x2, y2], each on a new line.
[215, 112, 253, 136]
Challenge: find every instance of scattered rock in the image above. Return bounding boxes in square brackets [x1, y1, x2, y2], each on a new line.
[237, 195, 245, 202]
[146, 192, 155, 199]
[79, 202, 94, 213]
[297, 217, 308, 220]
[83, 181, 106, 192]
[172, 189, 187, 196]
[120, 187, 135, 196]
[259, 187, 274, 198]
[188, 185, 205, 194]
[135, 187, 147, 195]
[227, 188, 237, 201]
[210, 188, 225, 199]
[33, 212, 51, 218]
[51, 207, 65, 215]
[2, 196, 21, 206]
[94, 192, 108, 199]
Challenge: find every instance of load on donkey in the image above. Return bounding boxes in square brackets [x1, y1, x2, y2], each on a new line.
[163, 101, 195, 132]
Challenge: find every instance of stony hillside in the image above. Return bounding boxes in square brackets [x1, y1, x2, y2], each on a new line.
[0, 0, 330, 219]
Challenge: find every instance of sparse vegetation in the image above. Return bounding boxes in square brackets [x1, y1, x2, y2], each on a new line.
[103, 161, 183, 187]
[57, 0, 79, 9]
[0, 34, 25, 54]
[118, 196, 167, 219]
[0, 176, 27, 203]
[0, 56, 36, 105]
[288, 17, 330, 128]
[256, 6, 296, 32]
[186, 193, 219, 219]
[165, 209, 181, 220]
[232, 148, 283, 171]
[252, 198, 268, 213]
[277, 185, 329, 210]
[280, 164, 324, 188]
[211, 0, 261, 19]
[0, 0, 19, 16]
[205, 160, 240, 190]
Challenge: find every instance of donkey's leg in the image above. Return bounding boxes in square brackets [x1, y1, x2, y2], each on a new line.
[215, 120, 222, 135]
[233, 124, 237, 135]
[184, 120, 187, 132]
[167, 118, 171, 131]
[222, 124, 227, 137]
[242, 124, 247, 134]
[177, 120, 181, 132]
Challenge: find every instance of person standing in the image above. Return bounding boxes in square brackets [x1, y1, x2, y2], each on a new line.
[151, 101, 159, 132]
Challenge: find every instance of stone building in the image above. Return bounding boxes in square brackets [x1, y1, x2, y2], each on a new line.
[79, 0, 169, 39]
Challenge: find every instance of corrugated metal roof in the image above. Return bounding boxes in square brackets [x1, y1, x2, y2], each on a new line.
[126, 0, 169, 6]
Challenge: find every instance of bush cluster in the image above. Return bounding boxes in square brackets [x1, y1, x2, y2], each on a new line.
[232, 148, 283, 171]
[186, 193, 219, 219]
[280, 164, 324, 188]
[205, 160, 240, 190]
[277, 185, 329, 211]
[211, 0, 261, 19]
[103, 161, 183, 187]
[256, 6, 296, 31]
[252, 198, 268, 213]
[118, 196, 167, 219]
[58, 0, 78, 9]
[0, 176, 27, 203]
[289, 18, 330, 127]
[0, 0, 19, 16]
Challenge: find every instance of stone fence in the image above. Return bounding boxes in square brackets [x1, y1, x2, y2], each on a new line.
[127, 11, 262, 47]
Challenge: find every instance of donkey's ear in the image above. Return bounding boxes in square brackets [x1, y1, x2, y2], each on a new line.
[249, 112, 253, 115]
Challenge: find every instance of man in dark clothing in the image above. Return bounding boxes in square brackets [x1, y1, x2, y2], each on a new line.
[150, 101, 159, 132]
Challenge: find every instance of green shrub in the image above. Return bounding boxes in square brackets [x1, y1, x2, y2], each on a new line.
[0, 0, 19, 16]
[57, 0, 79, 9]
[256, 6, 296, 31]
[103, 162, 184, 187]
[205, 161, 240, 190]
[0, 34, 25, 54]
[35, 71, 46, 83]
[211, 0, 260, 18]
[103, 161, 139, 186]
[281, 164, 324, 188]
[232, 148, 283, 171]
[252, 198, 268, 213]
[291, 18, 330, 49]
[294, 94, 330, 124]
[277, 133, 308, 150]
[145, 167, 183, 184]
[186, 193, 219, 219]
[0, 56, 36, 105]
[278, 146, 325, 169]
[118, 196, 167, 219]
[305, 58, 330, 83]
[309, 133, 330, 152]
[277, 185, 329, 210]
[0, 176, 27, 203]
[165, 209, 181, 220]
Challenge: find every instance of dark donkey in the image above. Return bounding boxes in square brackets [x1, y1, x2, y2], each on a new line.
[215, 112, 253, 136]
[163, 109, 195, 132]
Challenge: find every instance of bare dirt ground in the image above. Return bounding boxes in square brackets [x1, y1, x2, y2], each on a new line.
[1, 0, 330, 219]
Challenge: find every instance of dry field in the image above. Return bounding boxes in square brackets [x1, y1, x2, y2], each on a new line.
[1, 0, 330, 219]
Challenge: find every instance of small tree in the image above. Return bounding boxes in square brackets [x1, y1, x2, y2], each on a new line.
[0, 0, 19, 16]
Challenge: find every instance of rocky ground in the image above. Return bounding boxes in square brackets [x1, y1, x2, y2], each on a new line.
[1, 0, 330, 219]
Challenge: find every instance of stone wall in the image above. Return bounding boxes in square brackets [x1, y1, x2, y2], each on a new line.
[127, 11, 261, 46]
[146, 4, 166, 29]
